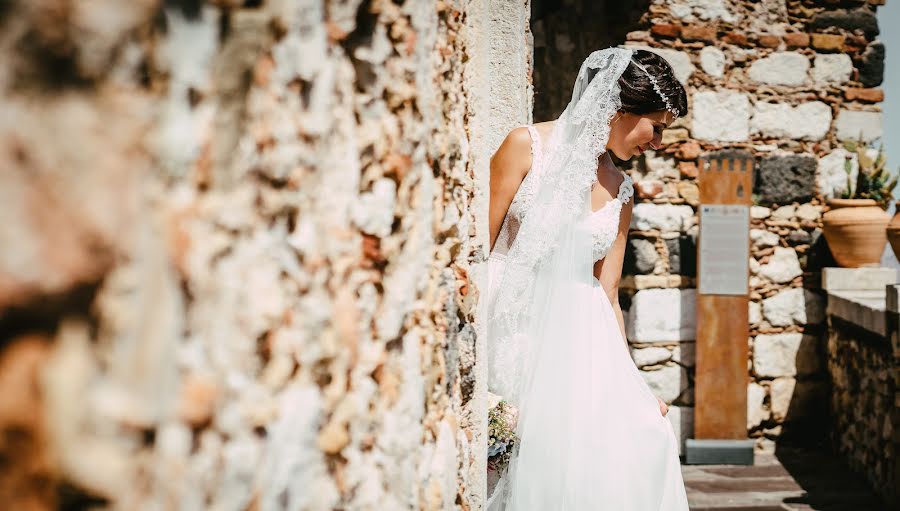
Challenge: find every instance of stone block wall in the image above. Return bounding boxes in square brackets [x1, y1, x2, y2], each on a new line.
[530, 0, 891, 450]
[0, 0, 514, 508]
[826, 318, 898, 507]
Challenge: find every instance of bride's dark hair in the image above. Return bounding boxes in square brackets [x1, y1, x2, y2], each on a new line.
[616, 49, 688, 117]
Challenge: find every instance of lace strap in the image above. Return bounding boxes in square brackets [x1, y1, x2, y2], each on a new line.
[617, 173, 634, 205]
[525, 125, 543, 176]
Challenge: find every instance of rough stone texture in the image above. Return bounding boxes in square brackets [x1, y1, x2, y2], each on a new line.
[769, 377, 796, 421]
[827, 321, 898, 507]
[700, 46, 726, 78]
[758, 247, 802, 284]
[641, 364, 689, 404]
[747, 382, 768, 429]
[750, 101, 832, 141]
[751, 228, 780, 249]
[667, 0, 738, 23]
[692, 90, 751, 142]
[748, 52, 809, 86]
[762, 288, 826, 327]
[632, 239, 661, 274]
[754, 333, 803, 377]
[810, 8, 880, 39]
[812, 53, 853, 84]
[631, 346, 674, 367]
[0, 1, 496, 508]
[631, 204, 695, 232]
[818, 148, 860, 199]
[858, 41, 885, 88]
[627, 289, 697, 342]
[836, 110, 883, 142]
[756, 154, 818, 204]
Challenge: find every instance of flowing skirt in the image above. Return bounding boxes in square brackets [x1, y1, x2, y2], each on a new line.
[486, 253, 689, 510]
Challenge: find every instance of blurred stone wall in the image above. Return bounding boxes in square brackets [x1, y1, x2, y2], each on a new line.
[826, 318, 898, 507]
[534, 0, 887, 452]
[0, 0, 535, 508]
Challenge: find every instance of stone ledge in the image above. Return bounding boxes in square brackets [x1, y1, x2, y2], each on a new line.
[824, 267, 898, 338]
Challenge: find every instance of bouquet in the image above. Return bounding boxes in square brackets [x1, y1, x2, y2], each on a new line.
[487, 392, 518, 473]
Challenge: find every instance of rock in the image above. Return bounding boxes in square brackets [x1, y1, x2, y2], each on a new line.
[795, 204, 821, 221]
[665, 235, 696, 276]
[749, 257, 760, 275]
[811, 54, 852, 85]
[644, 152, 679, 179]
[858, 42, 885, 88]
[754, 333, 802, 377]
[769, 377, 796, 421]
[677, 182, 700, 206]
[784, 33, 810, 49]
[817, 148, 859, 199]
[631, 239, 660, 274]
[811, 33, 846, 52]
[667, 0, 737, 23]
[844, 88, 884, 103]
[631, 203, 694, 232]
[178, 374, 219, 428]
[679, 161, 698, 178]
[692, 90, 750, 142]
[762, 288, 824, 326]
[672, 342, 695, 367]
[747, 382, 768, 429]
[627, 288, 697, 342]
[631, 346, 673, 367]
[683, 25, 717, 43]
[662, 128, 689, 145]
[771, 205, 796, 220]
[750, 101, 832, 141]
[751, 206, 772, 219]
[758, 247, 802, 284]
[836, 110, 882, 142]
[810, 8, 879, 39]
[756, 154, 817, 204]
[677, 141, 701, 161]
[351, 178, 397, 237]
[749, 300, 762, 324]
[748, 52, 809, 86]
[699, 46, 726, 78]
[641, 364, 688, 403]
[751, 228, 780, 249]
[788, 230, 811, 244]
[636, 179, 665, 199]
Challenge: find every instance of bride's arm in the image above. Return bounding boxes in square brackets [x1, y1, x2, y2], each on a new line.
[594, 200, 634, 348]
[489, 128, 533, 251]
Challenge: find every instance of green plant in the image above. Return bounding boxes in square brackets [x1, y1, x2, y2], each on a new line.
[841, 136, 898, 209]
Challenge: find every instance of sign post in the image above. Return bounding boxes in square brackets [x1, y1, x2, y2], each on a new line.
[685, 152, 755, 465]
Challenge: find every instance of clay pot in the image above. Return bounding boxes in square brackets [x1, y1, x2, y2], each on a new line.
[822, 199, 889, 268]
[887, 201, 900, 262]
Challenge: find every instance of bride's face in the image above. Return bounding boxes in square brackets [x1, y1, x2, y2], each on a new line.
[606, 110, 673, 160]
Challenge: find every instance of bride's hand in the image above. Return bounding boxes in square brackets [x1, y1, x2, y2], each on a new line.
[656, 397, 668, 417]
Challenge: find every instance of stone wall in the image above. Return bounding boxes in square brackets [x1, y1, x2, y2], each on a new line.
[534, 0, 886, 451]
[0, 0, 519, 508]
[826, 317, 898, 507]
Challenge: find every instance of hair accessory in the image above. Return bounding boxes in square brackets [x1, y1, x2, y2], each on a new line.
[631, 59, 679, 119]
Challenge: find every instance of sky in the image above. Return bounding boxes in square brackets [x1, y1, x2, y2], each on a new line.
[877, 2, 899, 266]
[880, 2, 898, 168]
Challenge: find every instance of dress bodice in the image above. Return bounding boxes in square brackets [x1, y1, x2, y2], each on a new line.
[490, 125, 634, 264]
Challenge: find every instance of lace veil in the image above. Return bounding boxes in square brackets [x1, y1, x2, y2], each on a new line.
[487, 47, 633, 509]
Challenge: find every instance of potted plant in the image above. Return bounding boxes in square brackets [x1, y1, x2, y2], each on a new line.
[822, 137, 897, 267]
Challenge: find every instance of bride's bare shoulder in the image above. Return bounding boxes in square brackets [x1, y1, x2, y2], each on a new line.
[491, 126, 533, 180]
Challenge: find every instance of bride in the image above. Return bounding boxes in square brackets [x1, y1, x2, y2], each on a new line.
[485, 47, 690, 509]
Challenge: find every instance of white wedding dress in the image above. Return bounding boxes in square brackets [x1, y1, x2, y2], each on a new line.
[486, 126, 689, 510]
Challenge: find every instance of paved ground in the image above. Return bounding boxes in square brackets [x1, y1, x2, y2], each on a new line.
[683, 446, 888, 511]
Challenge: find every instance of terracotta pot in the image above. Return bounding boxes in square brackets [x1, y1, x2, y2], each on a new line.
[822, 198, 889, 268]
[887, 201, 900, 262]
